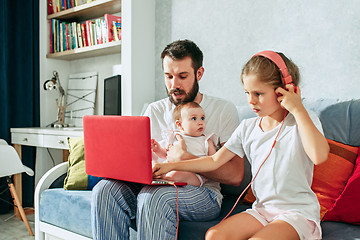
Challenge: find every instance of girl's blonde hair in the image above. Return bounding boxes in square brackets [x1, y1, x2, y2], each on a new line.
[241, 52, 300, 88]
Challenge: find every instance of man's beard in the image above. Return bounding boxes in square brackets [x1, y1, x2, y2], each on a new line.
[167, 78, 199, 106]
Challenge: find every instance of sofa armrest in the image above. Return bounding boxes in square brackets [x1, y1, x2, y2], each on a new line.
[35, 162, 68, 240]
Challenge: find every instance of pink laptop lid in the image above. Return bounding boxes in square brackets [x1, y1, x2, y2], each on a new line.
[83, 115, 153, 185]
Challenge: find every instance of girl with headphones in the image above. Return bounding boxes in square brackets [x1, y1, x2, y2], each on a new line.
[153, 51, 329, 240]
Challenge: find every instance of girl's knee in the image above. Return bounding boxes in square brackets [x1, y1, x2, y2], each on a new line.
[206, 227, 226, 240]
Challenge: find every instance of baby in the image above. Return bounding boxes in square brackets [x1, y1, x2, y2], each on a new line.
[151, 102, 216, 186]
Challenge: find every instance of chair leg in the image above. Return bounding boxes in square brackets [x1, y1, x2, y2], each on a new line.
[7, 181, 34, 236]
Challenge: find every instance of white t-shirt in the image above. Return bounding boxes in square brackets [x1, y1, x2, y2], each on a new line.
[179, 133, 213, 158]
[225, 111, 322, 221]
[154, 133, 213, 162]
[143, 94, 240, 205]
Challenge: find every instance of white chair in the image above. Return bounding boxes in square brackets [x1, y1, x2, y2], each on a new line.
[0, 139, 34, 236]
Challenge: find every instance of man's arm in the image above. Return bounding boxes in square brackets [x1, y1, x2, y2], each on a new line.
[167, 135, 244, 186]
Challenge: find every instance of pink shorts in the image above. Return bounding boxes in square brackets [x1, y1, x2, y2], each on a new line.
[245, 208, 322, 240]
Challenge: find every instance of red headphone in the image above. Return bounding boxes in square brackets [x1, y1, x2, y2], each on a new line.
[253, 50, 293, 86]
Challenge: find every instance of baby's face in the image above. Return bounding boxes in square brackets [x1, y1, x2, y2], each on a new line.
[179, 107, 206, 137]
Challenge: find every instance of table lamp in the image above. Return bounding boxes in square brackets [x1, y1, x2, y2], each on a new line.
[43, 71, 68, 127]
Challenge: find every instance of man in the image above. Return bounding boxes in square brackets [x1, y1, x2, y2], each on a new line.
[91, 39, 243, 239]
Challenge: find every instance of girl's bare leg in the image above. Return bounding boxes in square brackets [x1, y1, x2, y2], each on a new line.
[250, 220, 299, 240]
[205, 212, 263, 240]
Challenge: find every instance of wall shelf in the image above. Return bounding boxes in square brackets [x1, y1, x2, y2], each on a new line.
[47, 0, 121, 22]
[46, 40, 121, 60]
[47, 0, 121, 60]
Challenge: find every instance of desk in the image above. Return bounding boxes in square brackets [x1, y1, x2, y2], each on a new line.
[10, 127, 83, 213]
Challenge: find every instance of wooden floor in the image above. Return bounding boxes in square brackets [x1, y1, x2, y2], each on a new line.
[0, 210, 34, 240]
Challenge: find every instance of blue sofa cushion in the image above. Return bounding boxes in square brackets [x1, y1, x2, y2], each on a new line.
[40, 188, 92, 238]
[321, 221, 360, 240]
[320, 100, 360, 146]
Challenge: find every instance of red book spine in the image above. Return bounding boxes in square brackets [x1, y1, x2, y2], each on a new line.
[104, 14, 121, 42]
[85, 20, 92, 46]
[65, 23, 70, 50]
[81, 23, 88, 47]
[48, 0, 54, 15]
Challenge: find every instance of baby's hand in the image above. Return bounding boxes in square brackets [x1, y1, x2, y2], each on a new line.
[151, 139, 160, 152]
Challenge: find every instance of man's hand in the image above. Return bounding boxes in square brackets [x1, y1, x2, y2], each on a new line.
[166, 134, 187, 162]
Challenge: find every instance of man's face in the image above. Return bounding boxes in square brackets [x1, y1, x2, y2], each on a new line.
[163, 56, 199, 105]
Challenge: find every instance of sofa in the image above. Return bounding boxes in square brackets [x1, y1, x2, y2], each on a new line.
[35, 99, 360, 240]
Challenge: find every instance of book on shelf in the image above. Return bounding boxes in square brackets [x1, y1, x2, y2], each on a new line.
[85, 20, 91, 46]
[60, 22, 64, 52]
[48, 13, 121, 54]
[49, 0, 91, 14]
[81, 23, 88, 47]
[104, 14, 121, 42]
[114, 22, 121, 41]
[48, 0, 54, 15]
[65, 23, 70, 51]
[76, 23, 83, 48]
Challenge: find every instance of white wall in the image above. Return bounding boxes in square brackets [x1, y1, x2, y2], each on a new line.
[155, 0, 360, 106]
[69, 53, 120, 116]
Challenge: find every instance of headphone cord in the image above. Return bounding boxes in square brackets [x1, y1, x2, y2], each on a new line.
[221, 111, 288, 222]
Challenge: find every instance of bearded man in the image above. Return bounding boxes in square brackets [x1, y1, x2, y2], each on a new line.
[91, 39, 242, 240]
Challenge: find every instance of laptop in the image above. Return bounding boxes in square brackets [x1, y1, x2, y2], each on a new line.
[83, 115, 187, 186]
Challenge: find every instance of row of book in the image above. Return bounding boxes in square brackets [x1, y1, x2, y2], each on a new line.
[48, 0, 96, 14]
[49, 14, 121, 54]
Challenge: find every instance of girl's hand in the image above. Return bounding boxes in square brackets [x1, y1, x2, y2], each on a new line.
[275, 84, 304, 114]
[152, 162, 173, 177]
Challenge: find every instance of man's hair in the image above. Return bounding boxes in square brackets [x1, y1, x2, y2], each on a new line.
[241, 52, 300, 88]
[173, 102, 203, 122]
[161, 39, 203, 72]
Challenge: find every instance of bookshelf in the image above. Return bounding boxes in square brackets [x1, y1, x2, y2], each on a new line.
[38, 0, 155, 184]
[46, 40, 121, 60]
[47, 0, 122, 60]
[40, 0, 155, 120]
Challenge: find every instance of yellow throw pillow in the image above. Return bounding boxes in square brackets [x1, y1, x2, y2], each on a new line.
[63, 137, 102, 190]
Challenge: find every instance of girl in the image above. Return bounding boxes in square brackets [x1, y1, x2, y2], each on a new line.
[152, 51, 329, 240]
